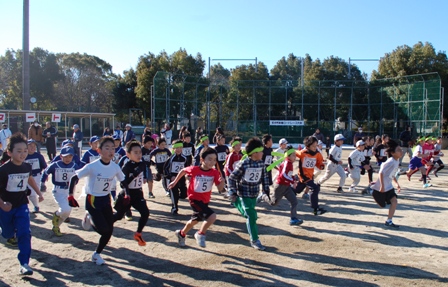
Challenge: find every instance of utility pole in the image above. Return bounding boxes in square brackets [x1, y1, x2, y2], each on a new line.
[23, 0, 30, 111]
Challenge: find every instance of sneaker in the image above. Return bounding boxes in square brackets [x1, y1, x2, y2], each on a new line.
[194, 232, 206, 248]
[423, 183, 432, 188]
[52, 212, 60, 227]
[165, 191, 171, 197]
[125, 215, 133, 221]
[256, 193, 263, 204]
[348, 187, 354, 192]
[81, 212, 92, 231]
[171, 208, 178, 215]
[91, 252, 105, 265]
[175, 230, 186, 247]
[385, 221, 399, 228]
[336, 187, 343, 193]
[314, 208, 327, 216]
[134, 232, 146, 246]
[433, 171, 438, 177]
[19, 264, 33, 275]
[52, 226, 62, 237]
[32, 206, 39, 213]
[289, 218, 304, 225]
[6, 237, 18, 248]
[302, 193, 309, 200]
[64, 217, 70, 223]
[250, 239, 266, 251]
[148, 192, 155, 198]
[361, 187, 370, 195]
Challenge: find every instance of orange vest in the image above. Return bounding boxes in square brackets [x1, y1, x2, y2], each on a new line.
[296, 149, 324, 181]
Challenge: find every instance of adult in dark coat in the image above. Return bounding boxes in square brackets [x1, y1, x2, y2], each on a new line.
[353, 127, 366, 147]
[43, 122, 57, 161]
[312, 128, 325, 143]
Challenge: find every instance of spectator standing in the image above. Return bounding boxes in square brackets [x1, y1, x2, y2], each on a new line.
[103, 127, 112, 137]
[213, 127, 225, 144]
[353, 127, 366, 147]
[179, 126, 188, 140]
[161, 123, 172, 146]
[43, 122, 57, 161]
[28, 120, 44, 153]
[312, 128, 325, 143]
[122, 124, 136, 145]
[72, 124, 83, 157]
[0, 123, 12, 156]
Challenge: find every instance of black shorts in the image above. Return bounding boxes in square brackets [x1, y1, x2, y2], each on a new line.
[372, 188, 397, 208]
[189, 200, 214, 222]
[434, 159, 444, 166]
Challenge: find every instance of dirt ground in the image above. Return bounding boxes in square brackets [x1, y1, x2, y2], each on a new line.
[1, 149, 448, 287]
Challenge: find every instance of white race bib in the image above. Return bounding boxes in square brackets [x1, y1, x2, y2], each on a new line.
[130, 173, 144, 189]
[182, 147, 192, 156]
[6, 173, 29, 192]
[171, 161, 185, 173]
[93, 176, 115, 193]
[264, 155, 272, 165]
[218, 152, 227, 162]
[193, 176, 214, 193]
[25, 158, 40, 170]
[303, 157, 317, 169]
[142, 155, 151, 162]
[156, 154, 168, 163]
[55, 168, 75, 183]
[244, 167, 263, 183]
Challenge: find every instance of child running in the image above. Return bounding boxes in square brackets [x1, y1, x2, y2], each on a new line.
[347, 140, 369, 193]
[370, 140, 402, 228]
[24, 139, 47, 213]
[431, 137, 445, 177]
[213, 134, 229, 194]
[42, 146, 80, 236]
[164, 140, 187, 215]
[169, 147, 224, 247]
[113, 140, 150, 246]
[224, 136, 243, 183]
[406, 137, 432, 188]
[228, 137, 270, 251]
[295, 136, 326, 215]
[68, 136, 127, 265]
[81, 136, 101, 166]
[0, 133, 44, 275]
[193, 135, 209, 166]
[141, 136, 155, 198]
[182, 132, 195, 167]
[260, 145, 303, 225]
[373, 134, 389, 166]
[317, 134, 346, 193]
[149, 138, 172, 196]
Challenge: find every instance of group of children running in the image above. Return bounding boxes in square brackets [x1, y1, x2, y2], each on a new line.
[0, 129, 443, 275]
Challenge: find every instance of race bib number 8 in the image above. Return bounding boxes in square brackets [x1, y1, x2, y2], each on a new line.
[55, 168, 75, 182]
[244, 168, 262, 183]
[193, 176, 214, 193]
[303, 157, 317, 169]
[171, 162, 185, 173]
[7, 173, 29, 192]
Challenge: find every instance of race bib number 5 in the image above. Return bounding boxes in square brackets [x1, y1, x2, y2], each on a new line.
[193, 176, 214, 193]
[244, 168, 262, 183]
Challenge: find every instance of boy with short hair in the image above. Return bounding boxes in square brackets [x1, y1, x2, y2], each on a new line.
[228, 137, 270, 251]
[142, 136, 155, 198]
[0, 133, 44, 275]
[81, 136, 101, 166]
[24, 139, 47, 213]
[164, 140, 187, 215]
[181, 132, 195, 167]
[262, 134, 274, 186]
[347, 140, 369, 193]
[149, 138, 172, 196]
[317, 134, 346, 193]
[213, 134, 230, 193]
[169, 147, 224, 247]
[432, 137, 445, 177]
[194, 135, 209, 166]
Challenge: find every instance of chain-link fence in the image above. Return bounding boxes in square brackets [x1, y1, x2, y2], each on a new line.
[152, 72, 441, 144]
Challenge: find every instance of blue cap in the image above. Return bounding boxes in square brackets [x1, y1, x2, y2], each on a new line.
[73, 124, 79, 129]
[61, 139, 74, 147]
[27, 139, 36, 145]
[90, 136, 100, 143]
[60, 146, 74, 157]
[113, 134, 121, 141]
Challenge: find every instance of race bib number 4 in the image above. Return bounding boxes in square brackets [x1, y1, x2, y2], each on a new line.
[7, 173, 29, 192]
[264, 155, 272, 165]
[303, 157, 317, 169]
[244, 168, 262, 183]
[218, 152, 227, 162]
[193, 176, 214, 193]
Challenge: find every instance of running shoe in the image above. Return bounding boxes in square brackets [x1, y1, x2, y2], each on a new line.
[6, 237, 18, 248]
[175, 230, 186, 247]
[423, 183, 432, 188]
[194, 232, 206, 248]
[52, 226, 62, 237]
[91, 252, 105, 265]
[250, 239, 266, 251]
[314, 207, 327, 216]
[433, 170, 438, 177]
[302, 193, 310, 199]
[52, 212, 60, 227]
[385, 221, 399, 228]
[336, 187, 343, 193]
[32, 206, 39, 213]
[289, 218, 304, 225]
[134, 232, 146, 246]
[148, 192, 155, 198]
[19, 264, 33, 275]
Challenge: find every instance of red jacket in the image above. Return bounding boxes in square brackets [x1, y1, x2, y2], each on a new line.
[276, 158, 295, 185]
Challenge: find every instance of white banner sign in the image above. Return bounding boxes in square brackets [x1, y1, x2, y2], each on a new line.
[25, 113, 36, 122]
[269, 120, 304, 126]
[0, 113, 5, 122]
[52, 113, 62, 123]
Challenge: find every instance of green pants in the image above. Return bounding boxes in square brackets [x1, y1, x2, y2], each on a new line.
[234, 197, 258, 241]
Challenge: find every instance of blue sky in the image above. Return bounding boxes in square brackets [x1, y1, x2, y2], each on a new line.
[1, 0, 447, 77]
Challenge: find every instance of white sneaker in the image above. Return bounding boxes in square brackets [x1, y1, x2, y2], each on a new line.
[91, 252, 105, 265]
[250, 239, 266, 251]
[348, 187, 354, 192]
[194, 232, 206, 248]
[81, 212, 92, 231]
[19, 264, 33, 275]
[165, 191, 170, 197]
[175, 230, 186, 247]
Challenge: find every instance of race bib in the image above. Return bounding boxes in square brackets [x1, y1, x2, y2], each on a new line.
[303, 157, 317, 169]
[217, 152, 227, 162]
[171, 161, 185, 173]
[156, 154, 168, 163]
[55, 168, 75, 183]
[25, 158, 40, 170]
[193, 176, 214, 193]
[142, 155, 151, 162]
[264, 155, 272, 165]
[130, 173, 144, 189]
[93, 176, 115, 193]
[6, 173, 29, 192]
[182, 147, 192, 156]
[244, 167, 263, 183]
